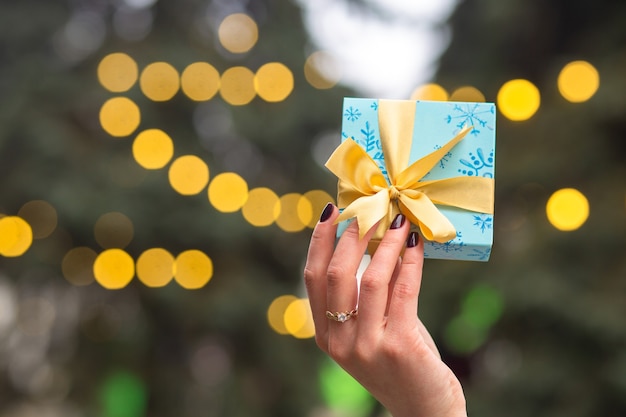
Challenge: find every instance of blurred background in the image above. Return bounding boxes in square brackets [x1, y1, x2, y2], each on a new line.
[0, 0, 625, 416]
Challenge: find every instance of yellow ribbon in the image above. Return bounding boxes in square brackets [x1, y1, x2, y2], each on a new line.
[325, 99, 494, 243]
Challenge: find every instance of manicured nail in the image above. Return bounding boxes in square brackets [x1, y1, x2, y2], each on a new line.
[390, 213, 406, 229]
[407, 231, 419, 248]
[319, 203, 334, 222]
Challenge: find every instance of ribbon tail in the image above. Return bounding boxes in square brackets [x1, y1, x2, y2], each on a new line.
[398, 193, 457, 243]
[395, 126, 473, 186]
[417, 177, 495, 214]
[335, 189, 390, 239]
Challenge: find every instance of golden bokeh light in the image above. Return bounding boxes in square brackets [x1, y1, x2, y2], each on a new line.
[132, 129, 174, 169]
[62, 246, 97, 286]
[546, 188, 589, 231]
[168, 155, 210, 196]
[17, 200, 57, 239]
[207, 172, 249, 213]
[219, 66, 256, 106]
[97, 52, 138, 93]
[284, 298, 315, 339]
[304, 51, 341, 89]
[174, 250, 213, 290]
[94, 211, 134, 249]
[303, 190, 336, 228]
[218, 13, 259, 54]
[93, 248, 135, 290]
[136, 248, 175, 288]
[0, 216, 33, 257]
[557, 60, 599, 103]
[99, 97, 141, 137]
[254, 62, 294, 102]
[450, 86, 486, 102]
[410, 83, 448, 101]
[497, 79, 540, 121]
[241, 187, 280, 227]
[181, 62, 221, 101]
[267, 295, 298, 335]
[140, 62, 180, 101]
[275, 193, 311, 233]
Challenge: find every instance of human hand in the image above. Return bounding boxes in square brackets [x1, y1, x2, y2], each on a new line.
[303, 203, 467, 417]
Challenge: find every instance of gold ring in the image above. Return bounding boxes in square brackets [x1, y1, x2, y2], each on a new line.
[325, 309, 358, 323]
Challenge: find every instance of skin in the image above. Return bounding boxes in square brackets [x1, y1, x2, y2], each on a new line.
[303, 204, 467, 417]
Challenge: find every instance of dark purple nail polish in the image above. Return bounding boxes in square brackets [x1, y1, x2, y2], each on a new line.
[319, 203, 334, 222]
[407, 231, 419, 248]
[390, 214, 406, 229]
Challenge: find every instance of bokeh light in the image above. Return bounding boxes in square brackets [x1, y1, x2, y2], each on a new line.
[99, 371, 147, 417]
[17, 199, 57, 239]
[168, 155, 210, 196]
[557, 60, 599, 103]
[218, 13, 258, 54]
[546, 188, 589, 231]
[0, 216, 33, 257]
[267, 294, 298, 335]
[450, 85, 486, 102]
[181, 62, 221, 101]
[174, 250, 213, 290]
[99, 97, 141, 137]
[302, 190, 336, 228]
[410, 83, 448, 101]
[497, 79, 540, 121]
[241, 187, 280, 227]
[94, 211, 134, 249]
[275, 193, 312, 233]
[62, 246, 97, 286]
[136, 248, 174, 288]
[444, 284, 503, 355]
[219, 66, 256, 106]
[132, 128, 174, 169]
[254, 62, 294, 102]
[139, 62, 180, 101]
[283, 298, 315, 339]
[207, 172, 249, 213]
[319, 358, 375, 417]
[304, 51, 341, 89]
[97, 52, 138, 93]
[93, 249, 135, 290]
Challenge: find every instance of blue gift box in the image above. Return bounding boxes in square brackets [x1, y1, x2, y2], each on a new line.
[335, 97, 496, 261]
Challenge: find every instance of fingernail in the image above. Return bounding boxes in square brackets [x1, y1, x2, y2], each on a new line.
[390, 213, 406, 229]
[319, 203, 334, 222]
[407, 231, 419, 248]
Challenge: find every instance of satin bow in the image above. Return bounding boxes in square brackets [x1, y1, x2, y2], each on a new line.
[325, 99, 494, 243]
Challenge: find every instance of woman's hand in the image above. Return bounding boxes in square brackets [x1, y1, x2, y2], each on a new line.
[303, 203, 467, 417]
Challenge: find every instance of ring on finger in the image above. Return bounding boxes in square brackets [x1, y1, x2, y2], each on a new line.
[325, 309, 358, 323]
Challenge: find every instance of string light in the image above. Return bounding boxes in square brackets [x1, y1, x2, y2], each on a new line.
[94, 211, 134, 249]
[304, 51, 341, 89]
[219, 66, 256, 106]
[181, 62, 221, 101]
[140, 62, 180, 101]
[93, 249, 135, 290]
[450, 85, 486, 102]
[546, 188, 589, 231]
[497, 79, 540, 121]
[0, 216, 33, 257]
[557, 60, 599, 103]
[275, 193, 311, 233]
[218, 13, 258, 54]
[241, 187, 280, 227]
[132, 128, 174, 169]
[168, 155, 210, 196]
[207, 172, 249, 213]
[267, 295, 298, 335]
[99, 97, 141, 137]
[62, 247, 97, 286]
[136, 248, 175, 288]
[98, 52, 138, 93]
[254, 62, 294, 102]
[174, 250, 213, 289]
[283, 298, 315, 339]
[410, 83, 448, 101]
[17, 200, 57, 239]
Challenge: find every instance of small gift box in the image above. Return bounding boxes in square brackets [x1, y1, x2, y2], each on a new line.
[326, 98, 496, 261]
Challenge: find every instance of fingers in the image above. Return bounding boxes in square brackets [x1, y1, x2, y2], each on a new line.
[357, 214, 410, 335]
[386, 231, 424, 335]
[303, 203, 338, 343]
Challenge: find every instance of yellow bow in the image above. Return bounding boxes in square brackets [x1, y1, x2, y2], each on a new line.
[325, 99, 494, 243]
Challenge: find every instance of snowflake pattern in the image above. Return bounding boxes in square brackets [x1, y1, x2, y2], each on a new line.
[433, 144, 453, 169]
[344, 106, 362, 122]
[370, 101, 378, 111]
[467, 247, 491, 261]
[355, 121, 386, 176]
[429, 232, 466, 253]
[446, 103, 495, 136]
[472, 214, 493, 233]
[458, 148, 494, 178]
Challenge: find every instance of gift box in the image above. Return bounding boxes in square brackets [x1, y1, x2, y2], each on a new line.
[326, 98, 496, 261]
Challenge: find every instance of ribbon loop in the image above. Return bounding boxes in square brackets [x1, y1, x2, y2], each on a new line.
[325, 99, 494, 243]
